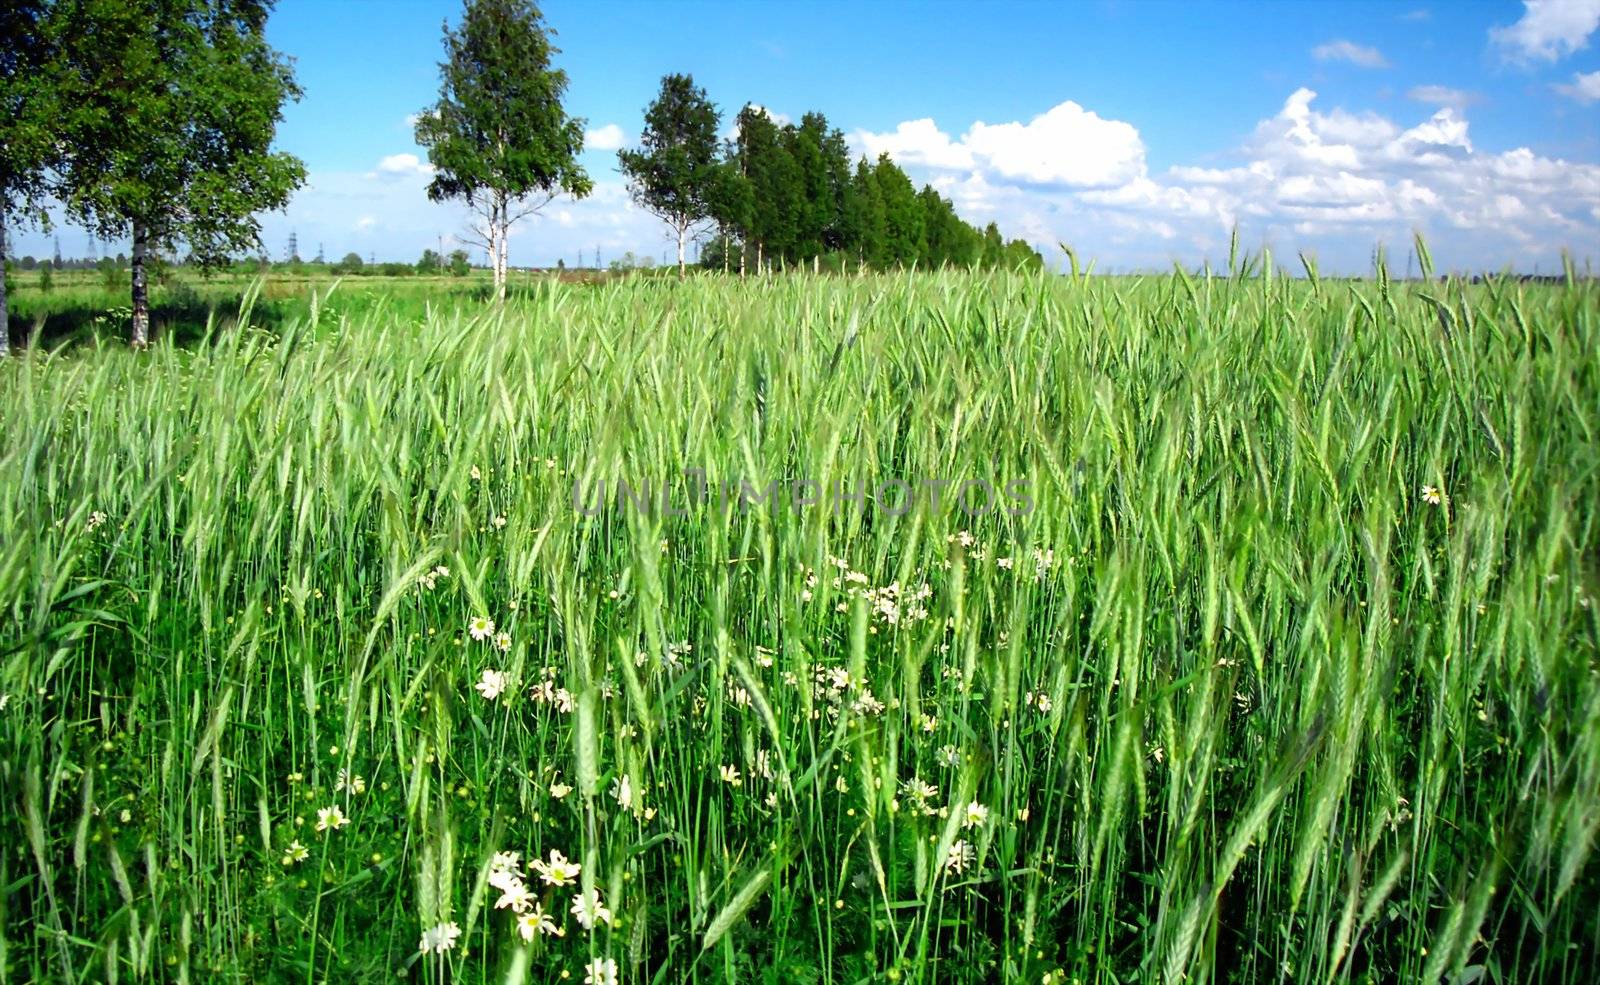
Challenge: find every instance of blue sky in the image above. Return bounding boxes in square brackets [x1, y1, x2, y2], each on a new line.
[13, 0, 1600, 273]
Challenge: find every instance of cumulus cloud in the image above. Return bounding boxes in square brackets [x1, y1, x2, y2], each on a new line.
[1491, 0, 1600, 62]
[370, 153, 433, 178]
[855, 119, 974, 170]
[1554, 69, 1600, 102]
[862, 88, 1600, 273]
[855, 100, 1146, 188]
[584, 124, 627, 151]
[1408, 85, 1479, 109]
[1312, 40, 1390, 68]
[966, 103, 1146, 186]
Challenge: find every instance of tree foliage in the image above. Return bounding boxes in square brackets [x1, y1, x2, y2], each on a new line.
[618, 73, 722, 275]
[56, 0, 306, 263]
[415, 0, 590, 299]
[1, 1, 68, 352]
[690, 103, 1042, 273]
[40, 0, 307, 345]
[0, 1, 60, 221]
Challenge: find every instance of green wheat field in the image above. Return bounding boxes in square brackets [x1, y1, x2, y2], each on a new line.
[1, 265, 1597, 983]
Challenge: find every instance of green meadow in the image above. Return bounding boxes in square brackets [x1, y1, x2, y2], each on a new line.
[1, 267, 1596, 983]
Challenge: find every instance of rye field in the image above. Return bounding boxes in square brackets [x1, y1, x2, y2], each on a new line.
[1, 268, 1597, 984]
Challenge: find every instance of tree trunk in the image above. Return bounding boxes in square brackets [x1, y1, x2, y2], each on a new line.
[130, 222, 150, 348]
[756, 242, 763, 276]
[493, 199, 508, 303]
[738, 241, 745, 276]
[676, 226, 687, 278]
[0, 210, 10, 357]
[485, 221, 499, 300]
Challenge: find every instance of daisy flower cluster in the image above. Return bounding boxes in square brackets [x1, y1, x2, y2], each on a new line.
[485, 849, 616, 944]
[661, 640, 695, 672]
[467, 614, 514, 653]
[529, 665, 576, 712]
[797, 556, 933, 627]
[809, 665, 887, 721]
[417, 564, 451, 592]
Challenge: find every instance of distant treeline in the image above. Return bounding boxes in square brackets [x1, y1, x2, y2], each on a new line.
[614, 78, 1044, 276]
[695, 106, 1042, 274]
[2, 250, 478, 284]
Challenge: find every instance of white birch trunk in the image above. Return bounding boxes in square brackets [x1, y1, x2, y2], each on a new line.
[494, 197, 508, 303]
[0, 210, 10, 357]
[485, 215, 500, 302]
[499, 211, 509, 300]
[676, 226, 686, 278]
[130, 222, 150, 348]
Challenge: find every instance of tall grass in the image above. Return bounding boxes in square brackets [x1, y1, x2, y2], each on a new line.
[0, 267, 1596, 983]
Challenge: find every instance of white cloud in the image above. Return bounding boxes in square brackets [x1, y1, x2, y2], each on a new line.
[584, 124, 627, 151]
[865, 88, 1600, 273]
[1245, 87, 1392, 170]
[1407, 85, 1479, 109]
[371, 153, 433, 178]
[1311, 40, 1390, 68]
[1402, 8, 1431, 21]
[1388, 108, 1473, 164]
[1554, 68, 1600, 102]
[1491, 0, 1600, 62]
[855, 100, 1146, 188]
[855, 119, 974, 170]
[966, 102, 1146, 187]
[354, 216, 377, 232]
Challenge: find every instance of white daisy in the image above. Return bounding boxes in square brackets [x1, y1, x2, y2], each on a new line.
[474, 669, 508, 700]
[418, 921, 461, 954]
[570, 887, 614, 930]
[315, 805, 349, 832]
[516, 903, 563, 941]
[531, 849, 581, 887]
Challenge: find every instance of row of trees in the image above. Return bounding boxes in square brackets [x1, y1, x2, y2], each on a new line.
[3, 0, 1046, 349]
[408, 3, 1039, 289]
[620, 75, 1043, 276]
[1, 0, 306, 352]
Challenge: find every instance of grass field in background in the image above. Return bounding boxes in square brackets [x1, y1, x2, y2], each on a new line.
[0, 268, 1596, 983]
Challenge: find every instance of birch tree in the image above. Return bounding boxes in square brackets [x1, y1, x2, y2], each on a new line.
[0, 0, 62, 356]
[618, 74, 721, 277]
[415, 0, 591, 303]
[56, 0, 306, 347]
